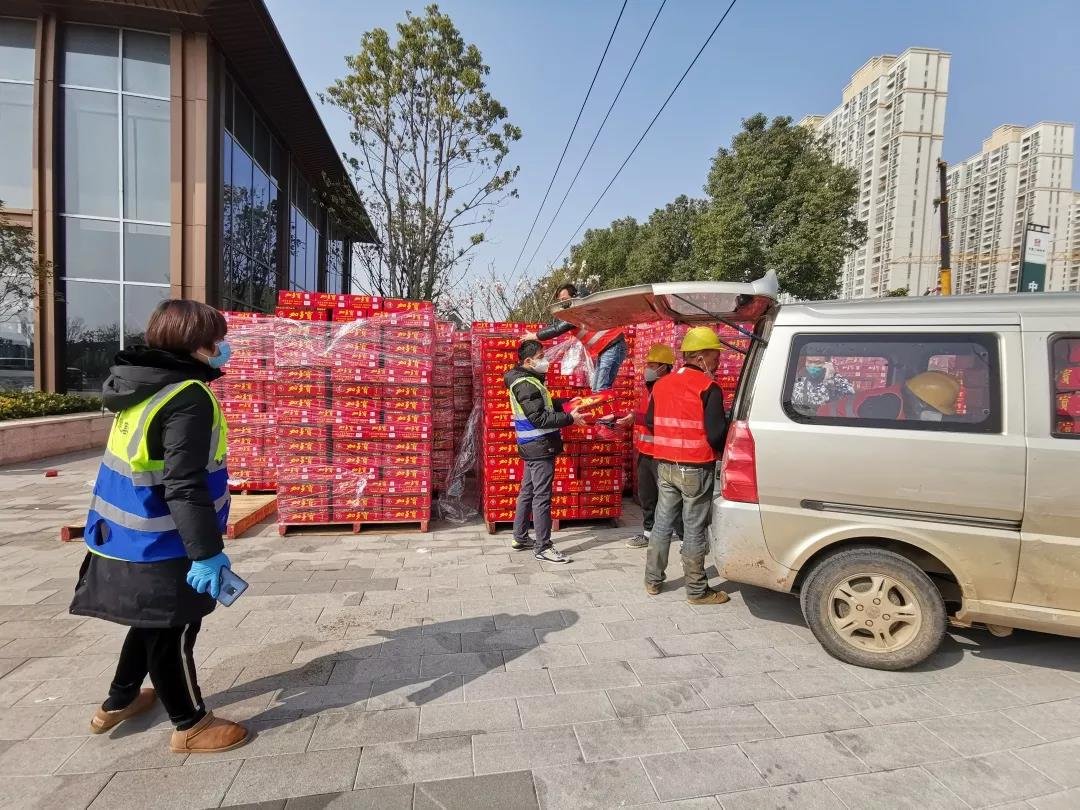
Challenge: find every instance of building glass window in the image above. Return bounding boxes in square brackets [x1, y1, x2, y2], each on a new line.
[0, 18, 34, 209]
[222, 79, 279, 312]
[325, 219, 350, 296]
[1052, 337, 1080, 439]
[783, 333, 1001, 434]
[288, 167, 321, 293]
[59, 24, 171, 394]
[0, 19, 36, 390]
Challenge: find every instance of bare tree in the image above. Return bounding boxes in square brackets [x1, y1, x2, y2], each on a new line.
[0, 202, 50, 324]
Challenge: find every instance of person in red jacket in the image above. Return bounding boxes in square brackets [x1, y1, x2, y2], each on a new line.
[618, 344, 684, 549]
[524, 283, 628, 392]
[643, 327, 730, 605]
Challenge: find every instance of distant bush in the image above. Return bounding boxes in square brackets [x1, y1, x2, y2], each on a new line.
[0, 391, 102, 421]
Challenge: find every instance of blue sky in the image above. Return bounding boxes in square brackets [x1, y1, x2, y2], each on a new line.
[265, 0, 1080, 288]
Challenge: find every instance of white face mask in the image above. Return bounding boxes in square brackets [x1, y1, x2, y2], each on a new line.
[918, 410, 943, 422]
[531, 358, 550, 374]
[644, 368, 660, 383]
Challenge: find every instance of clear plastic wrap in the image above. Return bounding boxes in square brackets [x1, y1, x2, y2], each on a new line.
[267, 293, 436, 528]
[211, 312, 277, 492]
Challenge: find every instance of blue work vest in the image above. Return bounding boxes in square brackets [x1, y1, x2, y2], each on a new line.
[85, 380, 230, 563]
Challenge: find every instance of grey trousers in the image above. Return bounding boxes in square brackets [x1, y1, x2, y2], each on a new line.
[513, 457, 555, 550]
[645, 462, 716, 597]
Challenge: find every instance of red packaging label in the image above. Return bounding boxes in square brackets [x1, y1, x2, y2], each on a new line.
[382, 327, 432, 345]
[313, 292, 343, 309]
[380, 298, 434, 314]
[330, 409, 380, 425]
[277, 291, 313, 307]
[275, 307, 329, 322]
[383, 494, 426, 509]
[332, 307, 372, 323]
[384, 412, 433, 428]
[1057, 366, 1080, 392]
[332, 383, 382, 399]
[382, 397, 433, 414]
[580, 492, 622, 508]
[274, 381, 329, 399]
[1057, 419, 1077, 434]
[278, 481, 330, 497]
[483, 480, 518, 497]
[278, 425, 325, 440]
[331, 423, 431, 441]
[278, 509, 331, 524]
[275, 367, 326, 384]
[383, 508, 429, 521]
[331, 351, 381, 369]
[1057, 393, 1080, 417]
[221, 401, 271, 415]
[333, 508, 383, 522]
[342, 294, 380, 310]
[278, 438, 329, 455]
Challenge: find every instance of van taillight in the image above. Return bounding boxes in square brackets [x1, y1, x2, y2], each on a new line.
[719, 420, 758, 503]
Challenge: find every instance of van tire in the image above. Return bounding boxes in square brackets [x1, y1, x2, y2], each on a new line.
[799, 547, 946, 670]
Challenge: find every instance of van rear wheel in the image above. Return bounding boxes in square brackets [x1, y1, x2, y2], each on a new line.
[799, 547, 946, 670]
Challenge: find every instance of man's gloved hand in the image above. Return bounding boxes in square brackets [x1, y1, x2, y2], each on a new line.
[186, 552, 231, 600]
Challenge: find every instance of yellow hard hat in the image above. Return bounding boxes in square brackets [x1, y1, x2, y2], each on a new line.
[645, 344, 676, 365]
[680, 327, 723, 353]
[905, 371, 962, 415]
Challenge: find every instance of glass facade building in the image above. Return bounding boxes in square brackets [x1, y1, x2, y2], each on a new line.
[1, 1, 372, 392]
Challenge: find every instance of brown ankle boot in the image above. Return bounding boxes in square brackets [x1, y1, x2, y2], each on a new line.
[90, 688, 157, 734]
[169, 712, 249, 754]
[688, 589, 730, 605]
[645, 582, 661, 596]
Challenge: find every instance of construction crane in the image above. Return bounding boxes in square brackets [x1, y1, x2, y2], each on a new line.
[933, 158, 951, 296]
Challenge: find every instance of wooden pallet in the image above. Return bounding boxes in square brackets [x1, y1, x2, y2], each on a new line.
[278, 519, 430, 536]
[227, 494, 278, 539]
[485, 516, 621, 535]
[229, 487, 277, 495]
[59, 494, 278, 543]
[552, 515, 620, 532]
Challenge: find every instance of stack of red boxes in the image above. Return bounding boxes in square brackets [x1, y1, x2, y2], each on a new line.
[1055, 338, 1080, 435]
[451, 331, 474, 464]
[473, 324, 632, 531]
[431, 322, 456, 491]
[271, 292, 435, 532]
[213, 312, 276, 491]
[471, 323, 536, 528]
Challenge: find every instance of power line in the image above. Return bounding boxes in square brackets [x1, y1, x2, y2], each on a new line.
[519, 0, 668, 280]
[507, 0, 629, 280]
[547, 0, 740, 271]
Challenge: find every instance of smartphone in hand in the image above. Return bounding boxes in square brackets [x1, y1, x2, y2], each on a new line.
[217, 567, 248, 607]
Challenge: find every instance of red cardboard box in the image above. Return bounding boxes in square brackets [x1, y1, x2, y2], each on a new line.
[278, 425, 326, 441]
[274, 381, 329, 400]
[278, 481, 330, 497]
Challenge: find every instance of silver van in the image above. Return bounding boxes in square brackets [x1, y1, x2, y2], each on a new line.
[558, 273, 1080, 670]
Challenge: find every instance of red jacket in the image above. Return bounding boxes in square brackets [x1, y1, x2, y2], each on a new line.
[576, 327, 624, 361]
[818, 384, 906, 419]
[632, 387, 654, 456]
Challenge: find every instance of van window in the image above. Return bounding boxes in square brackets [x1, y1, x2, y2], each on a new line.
[1051, 336, 1080, 439]
[783, 333, 1001, 433]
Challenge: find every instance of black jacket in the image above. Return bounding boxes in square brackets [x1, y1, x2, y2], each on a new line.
[646, 372, 729, 466]
[504, 365, 574, 460]
[70, 347, 225, 629]
[536, 319, 576, 341]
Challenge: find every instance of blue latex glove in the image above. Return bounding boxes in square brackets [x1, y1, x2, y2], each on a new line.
[186, 552, 231, 600]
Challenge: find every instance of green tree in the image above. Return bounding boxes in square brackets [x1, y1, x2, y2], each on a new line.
[324, 4, 521, 303]
[693, 113, 865, 300]
[625, 195, 707, 285]
[884, 287, 910, 297]
[567, 216, 641, 289]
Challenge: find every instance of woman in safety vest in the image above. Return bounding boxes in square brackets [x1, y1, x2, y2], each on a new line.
[70, 300, 249, 754]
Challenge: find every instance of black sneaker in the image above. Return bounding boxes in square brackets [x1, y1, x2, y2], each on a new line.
[534, 546, 570, 564]
[511, 536, 535, 551]
[625, 534, 649, 549]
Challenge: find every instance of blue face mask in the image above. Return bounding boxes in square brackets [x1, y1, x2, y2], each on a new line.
[206, 341, 232, 369]
[806, 365, 826, 383]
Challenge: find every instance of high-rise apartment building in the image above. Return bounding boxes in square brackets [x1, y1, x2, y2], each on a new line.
[1061, 192, 1080, 291]
[800, 48, 950, 299]
[947, 123, 1076, 294]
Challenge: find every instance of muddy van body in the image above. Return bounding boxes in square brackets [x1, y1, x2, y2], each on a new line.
[557, 275, 1080, 669]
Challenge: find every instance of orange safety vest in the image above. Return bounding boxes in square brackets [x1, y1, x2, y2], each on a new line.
[817, 384, 906, 419]
[632, 387, 654, 456]
[575, 326, 624, 361]
[651, 367, 719, 464]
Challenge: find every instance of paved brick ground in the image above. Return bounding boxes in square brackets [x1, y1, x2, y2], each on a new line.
[1, 450, 1079, 809]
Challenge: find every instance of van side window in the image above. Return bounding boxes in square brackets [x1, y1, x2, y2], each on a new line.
[783, 334, 1001, 434]
[1051, 336, 1080, 439]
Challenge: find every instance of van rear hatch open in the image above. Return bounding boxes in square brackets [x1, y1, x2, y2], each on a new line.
[551, 272, 779, 352]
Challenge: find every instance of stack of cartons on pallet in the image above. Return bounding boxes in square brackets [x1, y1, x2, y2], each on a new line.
[270, 292, 435, 534]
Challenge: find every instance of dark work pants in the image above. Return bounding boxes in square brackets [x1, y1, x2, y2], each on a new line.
[637, 453, 684, 539]
[514, 457, 556, 551]
[105, 620, 206, 730]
